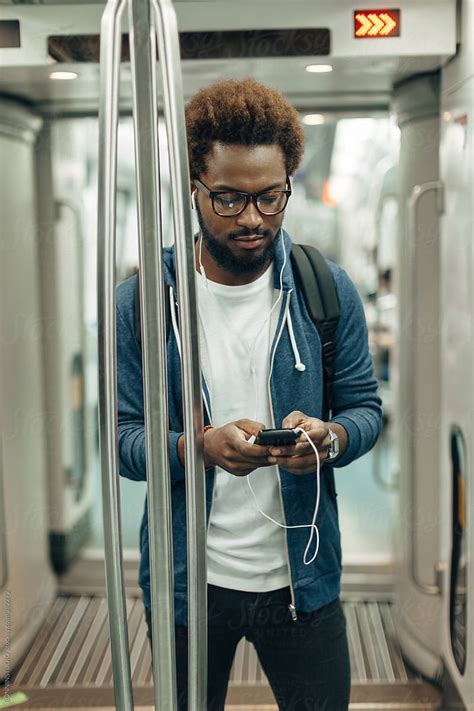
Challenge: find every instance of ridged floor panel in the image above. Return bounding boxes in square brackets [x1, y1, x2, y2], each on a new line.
[9, 595, 442, 709]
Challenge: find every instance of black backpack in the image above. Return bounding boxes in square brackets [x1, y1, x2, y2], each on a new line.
[134, 244, 341, 492]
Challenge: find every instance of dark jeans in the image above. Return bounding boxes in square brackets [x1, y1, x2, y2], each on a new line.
[144, 584, 351, 711]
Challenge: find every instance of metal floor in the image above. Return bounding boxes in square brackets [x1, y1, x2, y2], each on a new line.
[10, 593, 442, 710]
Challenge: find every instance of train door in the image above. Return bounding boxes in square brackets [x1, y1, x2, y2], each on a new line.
[392, 72, 446, 680]
[391, 3, 474, 707]
[439, 0, 473, 705]
[0, 100, 56, 678]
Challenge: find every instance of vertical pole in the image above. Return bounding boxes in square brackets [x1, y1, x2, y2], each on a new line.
[97, 1, 134, 710]
[151, 1, 208, 708]
[128, 0, 178, 708]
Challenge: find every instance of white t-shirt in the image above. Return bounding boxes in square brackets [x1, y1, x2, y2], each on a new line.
[196, 265, 290, 592]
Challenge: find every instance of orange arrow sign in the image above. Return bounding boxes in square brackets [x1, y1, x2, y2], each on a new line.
[367, 13, 385, 35]
[354, 10, 400, 38]
[379, 12, 397, 35]
[355, 12, 372, 37]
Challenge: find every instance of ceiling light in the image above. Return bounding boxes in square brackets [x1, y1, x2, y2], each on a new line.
[49, 71, 78, 81]
[305, 64, 333, 73]
[303, 114, 325, 126]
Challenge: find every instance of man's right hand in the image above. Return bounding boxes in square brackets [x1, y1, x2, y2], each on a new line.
[178, 420, 272, 477]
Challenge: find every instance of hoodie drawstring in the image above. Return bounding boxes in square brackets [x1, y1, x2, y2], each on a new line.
[285, 294, 306, 372]
[169, 286, 181, 358]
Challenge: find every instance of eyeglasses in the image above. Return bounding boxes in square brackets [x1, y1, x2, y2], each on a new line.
[193, 177, 292, 217]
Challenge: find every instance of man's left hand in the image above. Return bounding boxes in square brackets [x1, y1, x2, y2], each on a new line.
[266, 410, 347, 474]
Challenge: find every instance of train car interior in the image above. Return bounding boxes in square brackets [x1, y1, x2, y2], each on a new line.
[0, 0, 472, 709]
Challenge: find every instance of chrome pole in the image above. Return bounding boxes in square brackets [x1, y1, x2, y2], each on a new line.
[97, 1, 134, 710]
[128, 0, 178, 708]
[151, 0, 208, 708]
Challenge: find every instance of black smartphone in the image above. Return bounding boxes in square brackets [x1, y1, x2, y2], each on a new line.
[255, 428, 299, 446]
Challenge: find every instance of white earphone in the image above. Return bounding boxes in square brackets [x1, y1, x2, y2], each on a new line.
[195, 228, 320, 563]
[192, 189, 207, 279]
[198, 230, 207, 280]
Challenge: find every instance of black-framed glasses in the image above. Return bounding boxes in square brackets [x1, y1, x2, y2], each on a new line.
[194, 177, 292, 217]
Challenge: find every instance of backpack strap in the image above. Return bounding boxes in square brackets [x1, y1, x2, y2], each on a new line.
[290, 244, 340, 421]
[134, 271, 171, 348]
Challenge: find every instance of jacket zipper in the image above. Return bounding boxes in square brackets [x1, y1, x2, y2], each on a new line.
[268, 290, 298, 621]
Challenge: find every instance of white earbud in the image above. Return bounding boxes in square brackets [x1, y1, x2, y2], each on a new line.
[194, 195, 206, 280]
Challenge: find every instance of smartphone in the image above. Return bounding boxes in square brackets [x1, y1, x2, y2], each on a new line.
[255, 428, 299, 446]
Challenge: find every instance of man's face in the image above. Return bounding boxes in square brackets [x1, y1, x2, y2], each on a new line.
[193, 143, 288, 282]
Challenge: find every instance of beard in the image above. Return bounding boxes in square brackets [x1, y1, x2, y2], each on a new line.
[196, 203, 277, 277]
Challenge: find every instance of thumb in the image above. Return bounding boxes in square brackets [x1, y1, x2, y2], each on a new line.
[281, 410, 306, 429]
[234, 419, 266, 436]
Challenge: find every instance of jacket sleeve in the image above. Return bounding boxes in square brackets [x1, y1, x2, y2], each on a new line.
[328, 267, 382, 468]
[116, 296, 185, 482]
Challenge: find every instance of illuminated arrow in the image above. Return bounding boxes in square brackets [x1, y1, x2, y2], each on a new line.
[355, 13, 372, 36]
[355, 11, 399, 38]
[367, 13, 384, 35]
[379, 12, 397, 35]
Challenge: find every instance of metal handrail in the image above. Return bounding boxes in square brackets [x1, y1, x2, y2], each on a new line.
[151, 0, 208, 707]
[406, 180, 444, 597]
[55, 198, 88, 499]
[128, 0, 177, 708]
[97, 1, 134, 710]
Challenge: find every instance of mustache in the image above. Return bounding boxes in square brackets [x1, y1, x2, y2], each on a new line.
[228, 228, 272, 240]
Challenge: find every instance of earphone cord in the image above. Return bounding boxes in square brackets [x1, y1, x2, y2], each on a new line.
[250, 229, 287, 418]
[198, 228, 287, 423]
[196, 228, 320, 564]
[198, 229, 207, 286]
[246, 427, 321, 565]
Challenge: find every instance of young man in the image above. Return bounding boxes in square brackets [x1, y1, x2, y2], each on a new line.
[117, 79, 382, 710]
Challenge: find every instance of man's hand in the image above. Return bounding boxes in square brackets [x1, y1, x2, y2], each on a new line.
[205, 419, 276, 476]
[265, 410, 347, 474]
[178, 419, 274, 477]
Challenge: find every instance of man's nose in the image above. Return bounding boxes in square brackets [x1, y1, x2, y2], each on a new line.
[235, 198, 263, 231]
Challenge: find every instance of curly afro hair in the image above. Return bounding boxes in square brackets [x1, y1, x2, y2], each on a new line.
[185, 79, 304, 179]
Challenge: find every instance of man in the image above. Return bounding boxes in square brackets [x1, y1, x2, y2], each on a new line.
[117, 78, 382, 710]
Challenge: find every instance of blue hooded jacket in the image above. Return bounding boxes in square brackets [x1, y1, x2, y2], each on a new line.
[116, 230, 382, 624]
